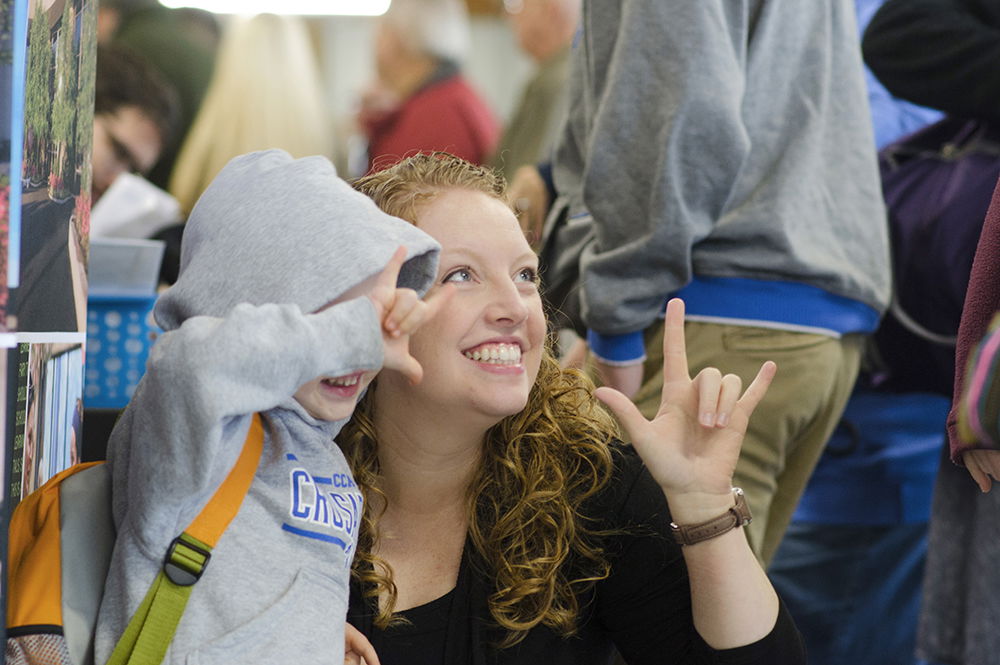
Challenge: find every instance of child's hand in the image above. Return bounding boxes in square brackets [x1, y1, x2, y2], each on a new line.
[345, 622, 379, 665]
[595, 298, 776, 522]
[369, 246, 453, 384]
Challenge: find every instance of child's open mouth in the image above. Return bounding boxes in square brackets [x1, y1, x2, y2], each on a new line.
[320, 373, 365, 398]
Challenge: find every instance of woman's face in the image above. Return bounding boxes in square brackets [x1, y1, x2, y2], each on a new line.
[386, 188, 546, 424]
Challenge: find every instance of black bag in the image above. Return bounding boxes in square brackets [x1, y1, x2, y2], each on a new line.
[537, 196, 590, 336]
[873, 117, 1000, 396]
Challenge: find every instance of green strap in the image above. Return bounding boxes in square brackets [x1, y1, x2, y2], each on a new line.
[104, 415, 264, 665]
[106, 534, 211, 665]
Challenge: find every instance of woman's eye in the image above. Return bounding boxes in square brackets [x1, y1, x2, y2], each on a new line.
[515, 267, 539, 284]
[443, 268, 473, 283]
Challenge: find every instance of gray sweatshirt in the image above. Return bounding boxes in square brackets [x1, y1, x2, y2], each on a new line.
[94, 151, 439, 664]
[552, 0, 891, 358]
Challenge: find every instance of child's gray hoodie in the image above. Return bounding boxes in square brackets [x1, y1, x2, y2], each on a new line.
[94, 150, 439, 664]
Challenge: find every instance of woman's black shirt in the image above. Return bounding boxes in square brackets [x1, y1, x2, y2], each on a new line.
[347, 444, 806, 665]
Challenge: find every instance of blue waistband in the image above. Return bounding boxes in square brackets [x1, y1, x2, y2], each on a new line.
[673, 276, 882, 336]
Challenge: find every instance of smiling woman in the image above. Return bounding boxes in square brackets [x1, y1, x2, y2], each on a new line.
[339, 153, 807, 665]
[383, 185, 546, 423]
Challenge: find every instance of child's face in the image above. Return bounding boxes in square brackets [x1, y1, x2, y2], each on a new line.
[295, 271, 384, 422]
[294, 370, 377, 422]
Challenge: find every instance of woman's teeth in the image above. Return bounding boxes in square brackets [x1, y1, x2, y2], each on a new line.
[323, 375, 360, 387]
[464, 343, 522, 365]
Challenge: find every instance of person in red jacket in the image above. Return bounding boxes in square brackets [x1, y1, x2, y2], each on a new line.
[358, 0, 499, 174]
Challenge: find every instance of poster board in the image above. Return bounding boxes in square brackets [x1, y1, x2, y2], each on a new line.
[1, 0, 95, 637]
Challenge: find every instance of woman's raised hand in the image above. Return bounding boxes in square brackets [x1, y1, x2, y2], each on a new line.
[594, 299, 775, 520]
[369, 246, 453, 385]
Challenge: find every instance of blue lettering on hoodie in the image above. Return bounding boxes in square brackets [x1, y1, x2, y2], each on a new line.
[283, 466, 363, 558]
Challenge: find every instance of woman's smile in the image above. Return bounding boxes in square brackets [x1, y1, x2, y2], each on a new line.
[462, 341, 525, 372]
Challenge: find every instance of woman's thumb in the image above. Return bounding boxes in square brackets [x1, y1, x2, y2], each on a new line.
[595, 386, 647, 437]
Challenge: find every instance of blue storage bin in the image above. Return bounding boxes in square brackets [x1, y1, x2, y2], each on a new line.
[84, 294, 159, 409]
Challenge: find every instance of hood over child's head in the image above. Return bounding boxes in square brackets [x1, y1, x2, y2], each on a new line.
[155, 150, 440, 331]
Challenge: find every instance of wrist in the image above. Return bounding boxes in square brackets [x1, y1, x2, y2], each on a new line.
[662, 488, 739, 523]
[667, 488, 752, 546]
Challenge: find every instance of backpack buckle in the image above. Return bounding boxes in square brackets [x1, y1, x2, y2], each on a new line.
[163, 535, 212, 586]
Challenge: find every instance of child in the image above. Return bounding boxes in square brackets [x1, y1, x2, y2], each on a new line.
[94, 150, 442, 664]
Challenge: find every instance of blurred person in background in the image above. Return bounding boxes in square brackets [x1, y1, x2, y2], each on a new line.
[82, 46, 180, 462]
[854, 0, 941, 148]
[862, 3, 1000, 664]
[763, 2, 945, 663]
[97, 0, 219, 190]
[546, 0, 890, 572]
[358, 0, 499, 173]
[168, 13, 333, 216]
[92, 44, 179, 203]
[490, 0, 578, 183]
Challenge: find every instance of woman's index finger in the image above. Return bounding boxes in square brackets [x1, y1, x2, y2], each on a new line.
[662, 298, 690, 382]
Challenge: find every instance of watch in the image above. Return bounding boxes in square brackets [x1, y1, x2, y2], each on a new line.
[669, 488, 752, 546]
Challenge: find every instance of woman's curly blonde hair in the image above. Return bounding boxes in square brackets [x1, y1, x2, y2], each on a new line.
[342, 153, 622, 647]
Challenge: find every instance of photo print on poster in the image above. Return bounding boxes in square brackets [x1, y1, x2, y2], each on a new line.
[9, 339, 82, 508]
[0, 0, 26, 336]
[10, 0, 95, 333]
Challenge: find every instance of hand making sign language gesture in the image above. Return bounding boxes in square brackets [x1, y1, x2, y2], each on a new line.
[368, 246, 454, 386]
[595, 298, 782, 649]
[595, 298, 775, 513]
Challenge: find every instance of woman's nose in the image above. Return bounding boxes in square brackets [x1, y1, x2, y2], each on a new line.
[486, 281, 530, 326]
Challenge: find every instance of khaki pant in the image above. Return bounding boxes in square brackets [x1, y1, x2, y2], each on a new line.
[627, 320, 863, 566]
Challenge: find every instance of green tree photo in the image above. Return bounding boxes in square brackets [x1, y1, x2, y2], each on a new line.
[49, 0, 76, 199]
[1, 0, 14, 66]
[75, 0, 95, 199]
[24, 1, 52, 185]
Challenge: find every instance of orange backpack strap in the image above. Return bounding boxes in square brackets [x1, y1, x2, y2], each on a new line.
[184, 413, 265, 547]
[107, 413, 265, 665]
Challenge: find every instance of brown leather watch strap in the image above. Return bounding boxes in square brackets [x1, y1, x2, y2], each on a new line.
[669, 488, 752, 546]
